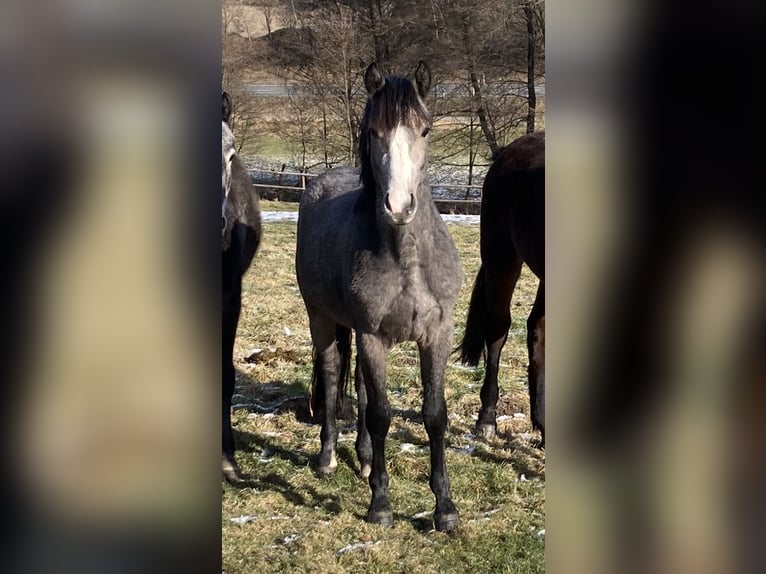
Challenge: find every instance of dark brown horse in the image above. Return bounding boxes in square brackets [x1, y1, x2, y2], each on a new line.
[222, 92, 262, 482]
[457, 131, 545, 444]
[296, 61, 463, 532]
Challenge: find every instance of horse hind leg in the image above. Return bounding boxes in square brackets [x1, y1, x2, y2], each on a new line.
[477, 258, 523, 439]
[354, 360, 372, 479]
[527, 282, 545, 447]
[309, 316, 343, 477]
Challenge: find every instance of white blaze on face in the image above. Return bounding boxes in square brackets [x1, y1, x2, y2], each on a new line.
[384, 125, 424, 215]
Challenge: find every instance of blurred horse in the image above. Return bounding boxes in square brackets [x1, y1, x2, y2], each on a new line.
[222, 92, 261, 482]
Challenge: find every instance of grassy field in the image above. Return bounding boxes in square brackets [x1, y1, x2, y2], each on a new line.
[222, 220, 544, 573]
[259, 199, 299, 212]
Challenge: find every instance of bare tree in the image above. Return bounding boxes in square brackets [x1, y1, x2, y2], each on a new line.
[524, 0, 537, 134]
[268, 0, 371, 168]
[222, 0, 545, 181]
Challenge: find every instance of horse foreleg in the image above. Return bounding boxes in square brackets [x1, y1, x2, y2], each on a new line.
[527, 281, 545, 446]
[222, 281, 243, 483]
[420, 327, 459, 533]
[357, 333, 392, 526]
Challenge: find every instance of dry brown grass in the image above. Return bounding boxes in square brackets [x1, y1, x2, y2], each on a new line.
[223, 220, 544, 573]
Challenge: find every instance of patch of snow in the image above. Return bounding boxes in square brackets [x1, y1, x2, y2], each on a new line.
[280, 534, 300, 545]
[449, 445, 476, 455]
[336, 541, 381, 556]
[260, 211, 479, 225]
[230, 515, 256, 525]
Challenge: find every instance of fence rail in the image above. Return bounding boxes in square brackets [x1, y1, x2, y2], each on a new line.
[247, 169, 484, 199]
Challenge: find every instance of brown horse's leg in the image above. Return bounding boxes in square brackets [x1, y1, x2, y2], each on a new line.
[309, 314, 342, 477]
[357, 332, 393, 527]
[477, 259, 523, 438]
[527, 281, 545, 446]
[420, 324, 460, 533]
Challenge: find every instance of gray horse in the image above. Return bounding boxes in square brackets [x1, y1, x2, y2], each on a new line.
[222, 92, 261, 482]
[296, 61, 463, 532]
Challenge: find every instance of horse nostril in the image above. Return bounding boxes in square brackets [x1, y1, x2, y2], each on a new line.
[406, 194, 416, 215]
[385, 195, 393, 213]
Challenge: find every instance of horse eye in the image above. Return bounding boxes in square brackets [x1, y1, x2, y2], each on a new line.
[421, 127, 431, 137]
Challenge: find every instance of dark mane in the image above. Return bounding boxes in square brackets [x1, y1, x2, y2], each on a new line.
[359, 76, 431, 196]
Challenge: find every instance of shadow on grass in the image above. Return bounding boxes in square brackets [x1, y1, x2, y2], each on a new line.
[233, 370, 315, 423]
[227, 431, 346, 514]
[390, 425, 428, 447]
[335, 444, 362, 477]
[390, 406, 423, 424]
[470, 446, 545, 481]
[234, 471, 343, 514]
[347, 509, 436, 534]
[236, 371, 358, 426]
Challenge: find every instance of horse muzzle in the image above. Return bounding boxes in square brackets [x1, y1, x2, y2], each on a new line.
[383, 191, 417, 225]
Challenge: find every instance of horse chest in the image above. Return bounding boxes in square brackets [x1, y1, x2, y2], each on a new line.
[381, 285, 440, 342]
[351, 236, 445, 342]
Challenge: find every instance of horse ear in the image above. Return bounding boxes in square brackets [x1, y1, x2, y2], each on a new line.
[414, 60, 431, 98]
[222, 91, 232, 125]
[364, 62, 385, 95]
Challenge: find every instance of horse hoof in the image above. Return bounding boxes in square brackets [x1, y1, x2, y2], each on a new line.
[476, 422, 496, 440]
[434, 511, 460, 533]
[367, 509, 394, 527]
[359, 464, 372, 480]
[222, 458, 244, 484]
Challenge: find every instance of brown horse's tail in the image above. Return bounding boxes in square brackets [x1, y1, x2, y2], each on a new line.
[457, 265, 488, 366]
[309, 325, 354, 422]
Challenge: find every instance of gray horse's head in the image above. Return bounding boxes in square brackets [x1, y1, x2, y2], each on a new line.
[222, 92, 236, 236]
[360, 61, 432, 226]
